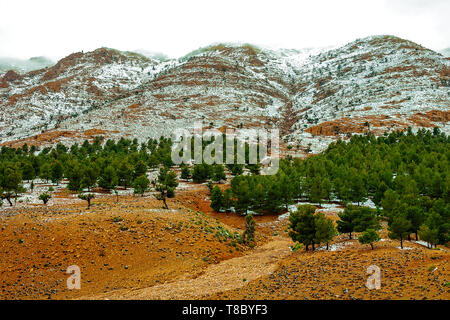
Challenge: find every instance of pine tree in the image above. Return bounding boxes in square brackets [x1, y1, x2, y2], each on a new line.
[118, 161, 133, 189]
[420, 210, 447, 247]
[192, 163, 211, 183]
[354, 207, 381, 232]
[358, 229, 380, 250]
[39, 192, 51, 205]
[247, 164, 261, 175]
[335, 177, 351, 203]
[405, 206, 425, 241]
[314, 212, 336, 250]
[39, 162, 51, 183]
[81, 164, 98, 191]
[233, 179, 252, 215]
[0, 168, 23, 206]
[66, 161, 83, 191]
[133, 175, 150, 196]
[388, 215, 412, 249]
[242, 214, 255, 245]
[50, 160, 63, 185]
[337, 205, 358, 239]
[155, 168, 178, 209]
[278, 172, 295, 210]
[222, 188, 234, 211]
[78, 193, 94, 209]
[210, 186, 224, 212]
[381, 189, 398, 216]
[288, 205, 317, 251]
[252, 182, 265, 213]
[348, 168, 367, 205]
[207, 181, 214, 194]
[322, 177, 333, 201]
[180, 166, 191, 180]
[147, 155, 159, 169]
[309, 176, 325, 204]
[21, 163, 35, 182]
[98, 166, 118, 190]
[264, 179, 283, 213]
[133, 160, 147, 180]
[418, 224, 439, 248]
[212, 164, 226, 182]
[230, 164, 244, 176]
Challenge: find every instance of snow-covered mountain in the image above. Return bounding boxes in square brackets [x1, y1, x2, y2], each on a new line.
[1, 35, 449, 153]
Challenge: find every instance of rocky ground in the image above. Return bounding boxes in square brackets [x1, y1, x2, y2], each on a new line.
[0, 182, 449, 300]
[206, 237, 450, 300]
[0, 189, 250, 299]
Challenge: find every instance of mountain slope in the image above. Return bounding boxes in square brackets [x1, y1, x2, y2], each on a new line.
[0, 48, 157, 143]
[1, 36, 449, 151]
[285, 35, 450, 152]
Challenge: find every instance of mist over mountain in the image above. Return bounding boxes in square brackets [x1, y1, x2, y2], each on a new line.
[0, 56, 54, 73]
[440, 48, 450, 57]
[132, 50, 170, 62]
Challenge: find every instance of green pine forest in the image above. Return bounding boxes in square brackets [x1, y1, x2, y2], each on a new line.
[0, 128, 448, 249]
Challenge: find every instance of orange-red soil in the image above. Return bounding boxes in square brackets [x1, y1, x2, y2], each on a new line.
[0, 183, 449, 300]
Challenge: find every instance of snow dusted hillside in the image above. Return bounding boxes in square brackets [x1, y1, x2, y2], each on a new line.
[285, 35, 450, 152]
[0, 35, 449, 152]
[0, 48, 157, 142]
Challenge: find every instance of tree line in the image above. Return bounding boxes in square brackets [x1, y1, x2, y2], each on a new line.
[0, 128, 448, 247]
[210, 128, 449, 248]
[0, 136, 176, 206]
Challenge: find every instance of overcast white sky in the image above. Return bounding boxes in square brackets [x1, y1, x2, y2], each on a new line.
[0, 0, 449, 60]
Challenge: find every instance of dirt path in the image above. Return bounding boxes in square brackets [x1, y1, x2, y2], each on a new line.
[82, 237, 294, 300]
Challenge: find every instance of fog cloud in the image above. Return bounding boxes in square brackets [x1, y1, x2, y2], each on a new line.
[0, 0, 448, 60]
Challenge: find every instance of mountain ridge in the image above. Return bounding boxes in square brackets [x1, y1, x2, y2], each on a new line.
[1, 35, 449, 153]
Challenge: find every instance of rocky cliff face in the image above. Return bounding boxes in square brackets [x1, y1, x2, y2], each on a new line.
[1, 36, 449, 152]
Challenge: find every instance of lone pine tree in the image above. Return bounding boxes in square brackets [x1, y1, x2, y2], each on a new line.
[358, 229, 380, 250]
[210, 186, 224, 212]
[39, 192, 51, 205]
[155, 167, 178, 209]
[133, 175, 150, 196]
[314, 212, 337, 250]
[242, 214, 256, 245]
[388, 215, 412, 249]
[78, 193, 95, 209]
